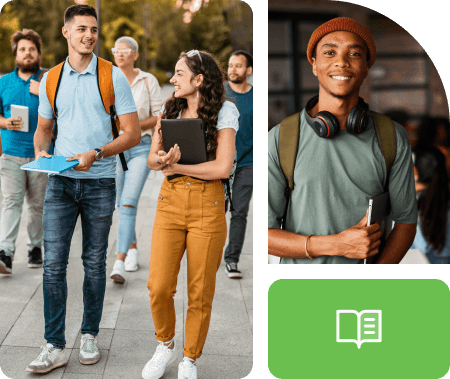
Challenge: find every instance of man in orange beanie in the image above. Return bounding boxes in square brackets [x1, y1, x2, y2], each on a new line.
[268, 17, 417, 264]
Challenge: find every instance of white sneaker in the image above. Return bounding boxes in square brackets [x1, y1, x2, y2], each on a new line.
[125, 248, 139, 271]
[110, 259, 125, 283]
[79, 333, 100, 364]
[26, 343, 67, 373]
[142, 340, 177, 379]
[178, 356, 197, 379]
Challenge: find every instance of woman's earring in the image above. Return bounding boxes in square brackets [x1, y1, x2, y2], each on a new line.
[197, 89, 199, 99]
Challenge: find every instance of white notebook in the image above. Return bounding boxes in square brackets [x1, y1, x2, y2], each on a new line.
[10, 104, 29, 132]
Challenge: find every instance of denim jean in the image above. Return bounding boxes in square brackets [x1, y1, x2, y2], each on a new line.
[115, 135, 152, 254]
[42, 175, 116, 348]
[224, 166, 253, 263]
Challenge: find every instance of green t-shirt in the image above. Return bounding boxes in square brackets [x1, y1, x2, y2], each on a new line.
[268, 109, 418, 264]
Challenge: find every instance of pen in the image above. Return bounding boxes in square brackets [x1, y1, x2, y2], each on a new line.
[367, 199, 373, 227]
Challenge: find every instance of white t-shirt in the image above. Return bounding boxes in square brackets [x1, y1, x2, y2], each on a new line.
[130, 69, 163, 137]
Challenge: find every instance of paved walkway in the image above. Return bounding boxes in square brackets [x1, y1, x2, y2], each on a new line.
[0, 171, 253, 379]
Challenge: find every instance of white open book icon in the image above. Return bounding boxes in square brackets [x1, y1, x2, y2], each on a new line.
[336, 310, 382, 349]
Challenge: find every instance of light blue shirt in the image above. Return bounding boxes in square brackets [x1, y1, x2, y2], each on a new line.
[39, 54, 137, 178]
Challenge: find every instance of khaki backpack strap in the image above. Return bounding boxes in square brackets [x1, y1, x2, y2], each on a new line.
[279, 112, 301, 191]
[144, 77, 152, 114]
[46, 62, 65, 116]
[367, 112, 397, 264]
[371, 111, 397, 181]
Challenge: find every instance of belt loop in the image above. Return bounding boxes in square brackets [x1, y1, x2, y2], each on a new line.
[202, 182, 205, 192]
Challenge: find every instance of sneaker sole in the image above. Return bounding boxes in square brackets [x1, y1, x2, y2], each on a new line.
[142, 347, 177, 379]
[28, 263, 43, 268]
[0, 260, 11, 274]
[79, 356, 100, 365]
[110, 273, 125, 283]
[225, 267, 242, 279]
[26, 360, 68, 373]
[124, 265, 138, 272]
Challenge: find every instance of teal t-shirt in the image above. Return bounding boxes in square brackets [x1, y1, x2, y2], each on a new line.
[268, 109, 418, 264]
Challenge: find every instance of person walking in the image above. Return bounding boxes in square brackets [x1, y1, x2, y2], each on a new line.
[223, 50, 253, 278]
[26, 4, 140, 374]
[141, 50, 239, 379]
[109, 36, 163, 283]
[0, 29, 48, 274]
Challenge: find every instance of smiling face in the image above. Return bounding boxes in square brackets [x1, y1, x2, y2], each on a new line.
[228, 54, 252, 84]
[113, 42, 138, 69]
[312, 31, 369, 100]
[15, 39, 41, 73]
[63, 15, 98, 56]
[170, 58, 202, 99]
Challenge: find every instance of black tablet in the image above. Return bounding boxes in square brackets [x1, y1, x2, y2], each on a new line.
[161, 119, 207, 165]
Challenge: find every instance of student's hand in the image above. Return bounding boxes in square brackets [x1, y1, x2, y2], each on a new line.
[67, 150, 95, 171]
[35, 150, 52, 159]
[29, 79, 40, 96]
[334, 209, 382, 259]
[157, 144, 181, 166]
[5, 117, 23, 131]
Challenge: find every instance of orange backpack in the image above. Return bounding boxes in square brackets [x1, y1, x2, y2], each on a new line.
[45, 56, 128, 170]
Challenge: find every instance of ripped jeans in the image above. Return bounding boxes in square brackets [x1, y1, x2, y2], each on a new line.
[42, 175, 116, 348]
[115, 134, 152, 254]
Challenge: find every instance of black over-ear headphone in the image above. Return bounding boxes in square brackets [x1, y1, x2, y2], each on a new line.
[304, 95, 370, 138]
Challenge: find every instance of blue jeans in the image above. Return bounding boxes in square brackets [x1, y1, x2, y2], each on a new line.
[42, 175, 116, 348]
[116, 135, 152, 254]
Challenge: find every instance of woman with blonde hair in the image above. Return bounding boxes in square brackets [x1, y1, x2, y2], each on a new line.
[109, 36, 163, 283]
[141, 50, 239, 379]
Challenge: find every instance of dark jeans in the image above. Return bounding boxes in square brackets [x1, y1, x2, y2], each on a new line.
[224, 166, 253, 264]
[42, 175, 116, 348]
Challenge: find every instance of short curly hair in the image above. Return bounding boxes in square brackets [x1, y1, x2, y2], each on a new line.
[11, 29, 41, 56]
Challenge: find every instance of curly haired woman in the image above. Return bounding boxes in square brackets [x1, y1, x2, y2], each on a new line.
[141, 50, 239, 379]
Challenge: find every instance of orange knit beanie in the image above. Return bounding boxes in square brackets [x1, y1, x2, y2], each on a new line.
[307, 17, 376, 68]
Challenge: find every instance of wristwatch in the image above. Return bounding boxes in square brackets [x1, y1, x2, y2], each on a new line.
[94, 148, 104, 161]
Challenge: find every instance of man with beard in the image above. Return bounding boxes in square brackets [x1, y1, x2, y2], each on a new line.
[224, 51, 253, 278]
[0, 29, 48, 275]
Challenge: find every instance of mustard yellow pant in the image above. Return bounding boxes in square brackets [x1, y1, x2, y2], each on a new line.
[148, 176, 227, 359]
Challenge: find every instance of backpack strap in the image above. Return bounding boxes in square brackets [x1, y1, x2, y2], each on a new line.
[366, 112, 397, 264]
[371, 111, 397, 189]
[279, 112, 301, 191]
[46, 62, 65, 119]
[38, 68, 48, 82]
[278, 112, 301, 229]
[96, 57, 128, 171]
[46, 62, 65, 146]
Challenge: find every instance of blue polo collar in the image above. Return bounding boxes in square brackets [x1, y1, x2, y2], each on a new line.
[13, 66, 42, 82]
[64, 53, 97, 76]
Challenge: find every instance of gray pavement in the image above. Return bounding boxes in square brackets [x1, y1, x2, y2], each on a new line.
[0, 171, 253, 379]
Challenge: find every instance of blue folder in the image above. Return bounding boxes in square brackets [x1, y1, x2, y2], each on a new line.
[20, 156, 79, 174]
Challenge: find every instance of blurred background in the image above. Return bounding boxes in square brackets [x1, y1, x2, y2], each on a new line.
[0, 0, 253, 97]
[268, 0, 450, 264]
[268, 0, 448, 147]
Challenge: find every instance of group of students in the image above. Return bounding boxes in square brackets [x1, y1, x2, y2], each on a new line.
[0, 4, 253, 379]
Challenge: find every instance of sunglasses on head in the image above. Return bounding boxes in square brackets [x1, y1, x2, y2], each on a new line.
[186, 49, 202, 63]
